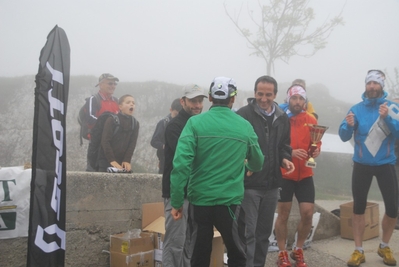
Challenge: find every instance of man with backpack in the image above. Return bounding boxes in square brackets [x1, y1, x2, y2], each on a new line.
[150, 98, 182, 174]
[78, 73, 120, 171]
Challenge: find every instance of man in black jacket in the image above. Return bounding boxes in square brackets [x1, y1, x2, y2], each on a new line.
[150, 98, 182, 173]
[162, 84, 207, 267]
[236, 75, 294, 267]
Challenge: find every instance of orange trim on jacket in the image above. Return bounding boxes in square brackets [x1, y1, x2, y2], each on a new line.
[281, 112, 321, 181]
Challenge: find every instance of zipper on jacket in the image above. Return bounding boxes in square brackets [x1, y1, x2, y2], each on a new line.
[292, 116, 301, 181]
[263, 117, 270, 175]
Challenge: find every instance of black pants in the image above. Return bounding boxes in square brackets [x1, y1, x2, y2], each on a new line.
[352, 162, 398, 218]
[190, 205, 246, 267]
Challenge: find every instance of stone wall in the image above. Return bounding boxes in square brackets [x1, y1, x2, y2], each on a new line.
[0, 172, 163, 267]
[0, 172, 339, 267]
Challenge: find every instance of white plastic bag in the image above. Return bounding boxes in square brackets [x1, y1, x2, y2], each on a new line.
[292, 212, 320, 249]
[268, 213, 280, 252]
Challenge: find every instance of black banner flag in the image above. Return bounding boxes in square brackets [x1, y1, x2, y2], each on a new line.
[27, 25, 70, 267]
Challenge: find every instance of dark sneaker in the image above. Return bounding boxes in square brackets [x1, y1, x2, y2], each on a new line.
[290, 248, 308, 267]
[277, 250, 292, 267]
[378, 245, 397, 266]
[347, 250, 365, 267]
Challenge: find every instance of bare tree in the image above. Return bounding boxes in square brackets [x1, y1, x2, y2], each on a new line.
[385, 67, 399, 99]
[224, 0, 344, 75]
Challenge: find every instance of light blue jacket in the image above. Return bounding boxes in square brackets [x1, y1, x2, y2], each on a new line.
[339, 91, 399, 166]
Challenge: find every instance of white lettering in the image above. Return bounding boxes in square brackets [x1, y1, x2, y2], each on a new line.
[38, 61, 66, 252]
[50, 177, 62, 221]
[46, 62, 63, 85]
[50, 114, 64, 151]
[47, 80, 65, 222]
[34, 224, 66, 253]
[55, 148, 63, 186]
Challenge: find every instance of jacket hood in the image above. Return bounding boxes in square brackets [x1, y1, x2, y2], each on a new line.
[361, 90, 388, 106]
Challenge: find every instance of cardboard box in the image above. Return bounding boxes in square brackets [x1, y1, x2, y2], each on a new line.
[110, 250, 154, 267]
[209, 233, 224, 267]
[340, 201, 379, 240]
[142, 202, 165, 229]
[110, 232, 154, 254]
[142, 202, 225, 267]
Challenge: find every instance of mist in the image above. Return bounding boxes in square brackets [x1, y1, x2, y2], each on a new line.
[1, 0, 398, 104]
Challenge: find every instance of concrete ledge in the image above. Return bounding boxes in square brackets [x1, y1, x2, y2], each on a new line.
[0, 172, 340, 267]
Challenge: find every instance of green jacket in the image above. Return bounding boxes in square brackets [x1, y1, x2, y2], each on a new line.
[171, 106, 264, 208]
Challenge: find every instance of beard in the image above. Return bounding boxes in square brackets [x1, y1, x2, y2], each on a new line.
[290, 105, 304, 115]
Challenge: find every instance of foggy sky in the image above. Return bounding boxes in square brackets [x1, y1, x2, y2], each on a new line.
[1, 0, 398, 104]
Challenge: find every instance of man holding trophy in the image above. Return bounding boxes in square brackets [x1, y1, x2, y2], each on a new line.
[275, 84, 326, 267]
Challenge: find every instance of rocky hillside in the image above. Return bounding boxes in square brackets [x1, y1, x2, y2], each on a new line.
[0, 75, 352, 173]
[0, 75, 188, 173]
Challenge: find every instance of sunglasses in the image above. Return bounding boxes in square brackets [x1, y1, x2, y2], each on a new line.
[107, 82, 118, 86]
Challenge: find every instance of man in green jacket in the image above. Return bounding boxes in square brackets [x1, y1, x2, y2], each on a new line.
[170, 77, 264, 267]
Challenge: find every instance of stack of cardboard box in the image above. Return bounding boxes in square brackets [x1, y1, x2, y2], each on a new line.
[140, 202, 165, 266]
[142, 202, 225, 267]
[109, 232, 154, 267]
[109, 202, 225, 267]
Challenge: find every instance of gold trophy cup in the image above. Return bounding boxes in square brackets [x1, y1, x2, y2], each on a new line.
[305, 124, 329, 168]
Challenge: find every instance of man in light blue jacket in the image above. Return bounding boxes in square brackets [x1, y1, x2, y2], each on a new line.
[339, 69, 399, 267]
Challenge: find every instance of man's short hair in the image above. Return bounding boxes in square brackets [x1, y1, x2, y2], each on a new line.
[171, 98, 182, 111]
[118, 94, 133, 105]
[254, 76, 278, 94]
[212, 98, 231, 105]
[291, 79, 306, 89]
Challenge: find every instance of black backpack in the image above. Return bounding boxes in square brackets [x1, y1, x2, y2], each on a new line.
[87, 112, 138, 171]
[78, 94, 102, 146]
